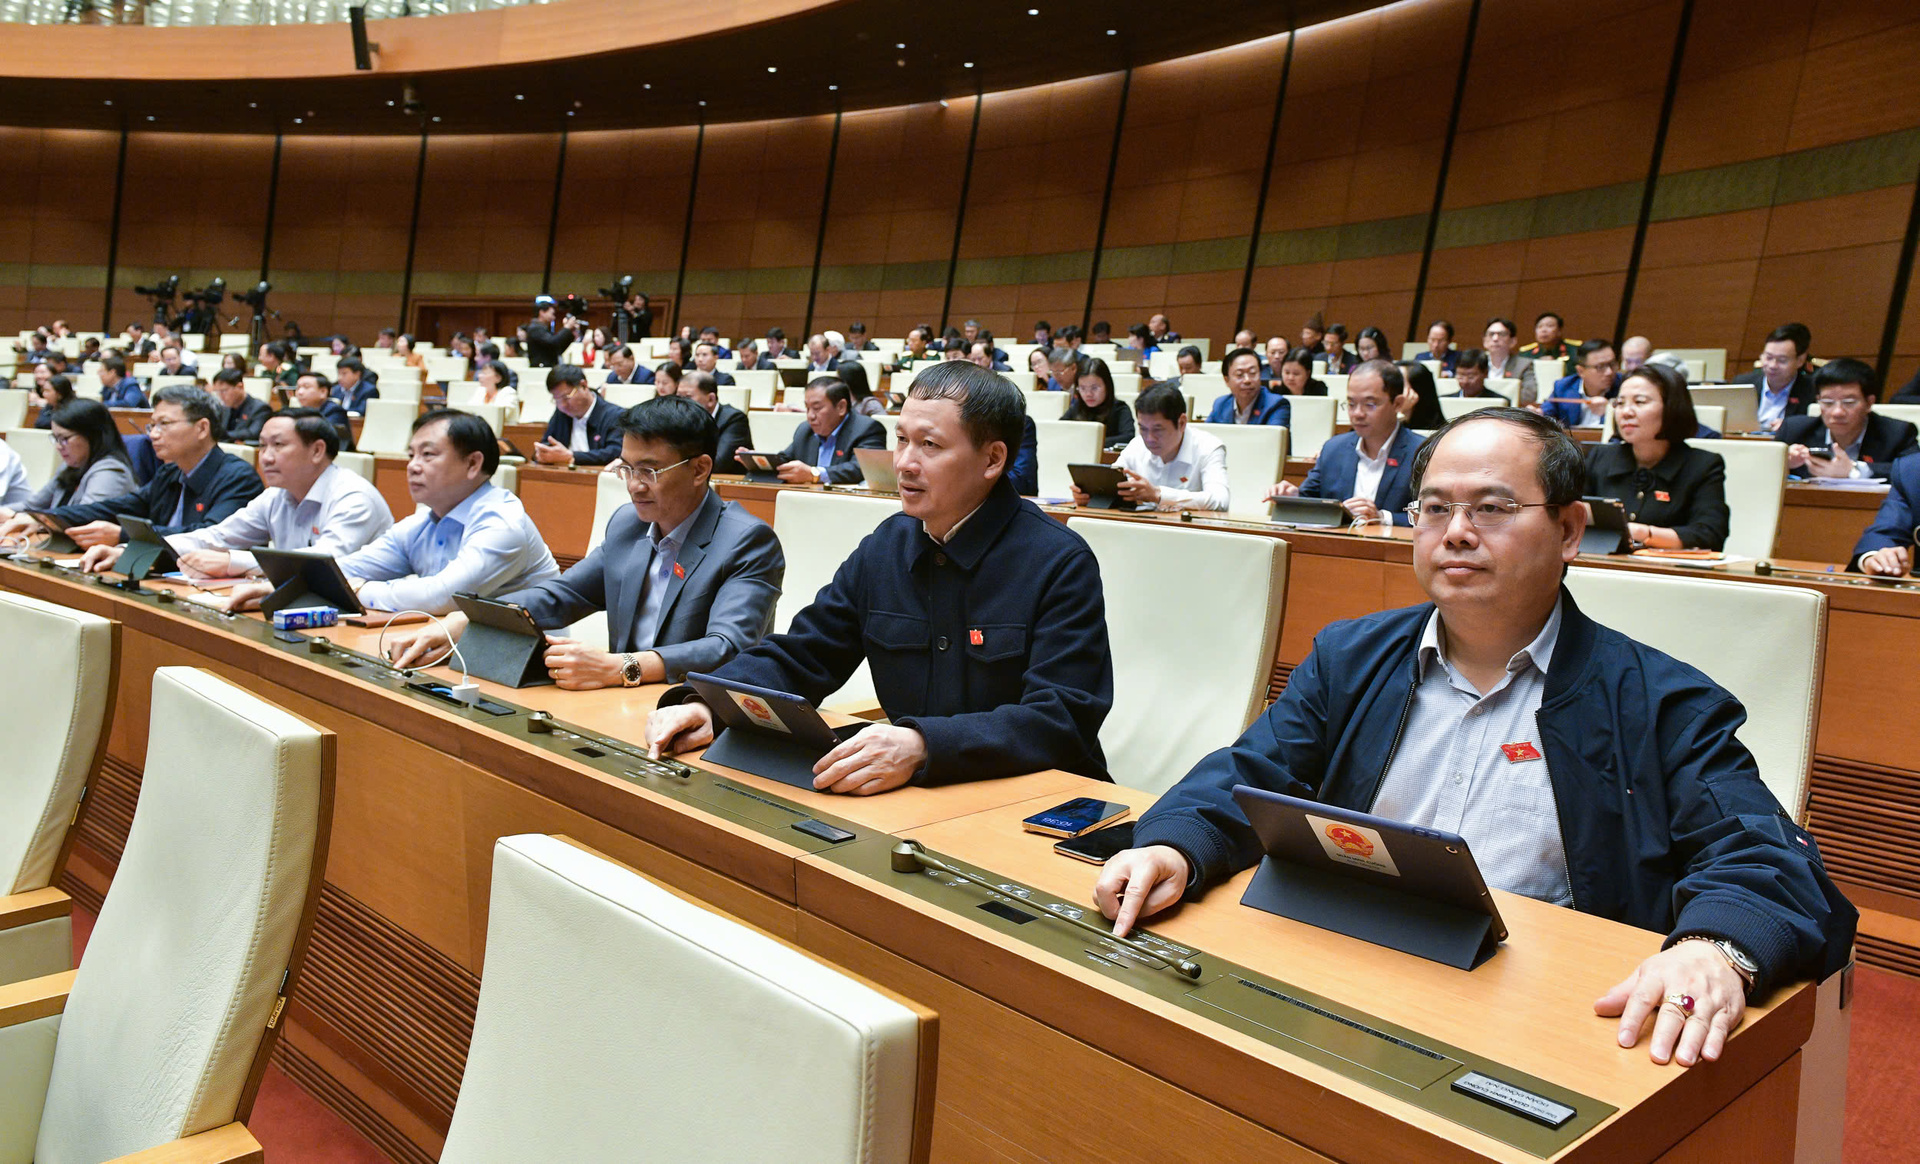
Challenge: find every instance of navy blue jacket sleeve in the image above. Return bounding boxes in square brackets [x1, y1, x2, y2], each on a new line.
[1851, 462, 1918, 563]
[697, 538, 874, 707]
[1008, 417, 1038, 495]
[162, 458, 263, 536]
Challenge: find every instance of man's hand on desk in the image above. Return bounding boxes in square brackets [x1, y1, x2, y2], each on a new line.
[1266, 481, 1300, 501]
[67, 520, 121, 548]
[176, 548, 232, 579]
[1595, 941, 1747, 1066]
[1339, 497, 1381, 522]
[384, 612, 467, 668]
[532, 437, 574, 466]
[1093, 845, 1191, 938]
[775, 461, 820, 485]
[647, 702, 716, 758]
[541, 635, 628, 690]
[224, 579, 276, 612]
[0, 515, 34, 541]
[1115, 469, 1160, 506]
[78, 543, 126, 574]
[811, 725, 927, 795]
[1860, 545, 1912, 576]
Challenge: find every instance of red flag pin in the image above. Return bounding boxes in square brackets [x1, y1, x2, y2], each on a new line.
[1499, 741, 1542, 762]
[1654, 490, 1670, 502]
[969, 628, 983, 646]
[672, 562, 685, 579]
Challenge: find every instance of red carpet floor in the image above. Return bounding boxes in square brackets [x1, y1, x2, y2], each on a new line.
[66, 907, 1920, 1162]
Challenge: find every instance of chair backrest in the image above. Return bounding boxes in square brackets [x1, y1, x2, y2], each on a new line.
[1564, 569, 1822, 819]
[4, 428, 59, 489]
[1690, 438, 1787, 559]
[1664, 347, 1727, 382]
[0, 592, 114, 901]
[358, 399, 418, 455]
[748, 410, 798, 453]
[1439, 395, 1505, 421]
[1694, 404, 1726, 434]
[452, 402, 512, 436]
[1192, 422, 1289, 519]
[1069, 520, 1287, 793]
[604, 384, 653, 409]
[1687, 385, 1759, 434]
[491, 463, 519, 493]
[308, 354, 340, 380]
[218, 442, 257, 467]
[333, 451, 376, 484]
[445, 380, 486, 406]
[242, 377, 272, 402]
[1182, 372, 1228, 410]
[1873, 402, 1920, 429]
[731, 369, 781, 409]
[1482, 377, 1518, 402]
[875, 413, 898, 443]
[1532, 358, 1565, 385]
[1283, 395, 1337, 459]
[38, 667, 329, 1163]
[376, 378, 424, 404]
[716, 385, 749, 413]
[517, 390, 555, 427]
[772, 490, 898, 708]
[997, 371, 1037, 392]
[1032, 419, 1104, 498]
[440, 834, 925, 1164]
[0, 388, 27, 430]
[564, 472, 635, 652]
[425, 355, 469, 383]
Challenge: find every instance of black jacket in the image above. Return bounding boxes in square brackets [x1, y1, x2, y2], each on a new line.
[1774, 412, 1919, 479]
[220, 394, 274, 444]
[1731, 369, 1817, 424]
[664, 476, 1113, 784]
[1583, 441, 1730, 550]
[542, 395, 625, 466]
[51, 443, 264, 538]
[1061, 398, 1136, 451]
[525, 321, 574, 368]
[316, 399, 357, 453]
[711, 403, 751, 475]
[775, 411, 887, 484]
[1136, 592, 1855, 995]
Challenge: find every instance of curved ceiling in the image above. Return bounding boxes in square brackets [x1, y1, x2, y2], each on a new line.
[0, 0, 1366, 134]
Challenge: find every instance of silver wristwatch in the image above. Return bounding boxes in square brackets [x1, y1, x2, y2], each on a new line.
[620, 653, 643, 688]
[1677, 934, 1759, 991]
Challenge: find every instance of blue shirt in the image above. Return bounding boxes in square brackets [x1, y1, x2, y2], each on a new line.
[1757, 379, 1795, 429]
[814, 416, 850, 478]
[102, 377, 148, 409]
[340, 482, 560, 615]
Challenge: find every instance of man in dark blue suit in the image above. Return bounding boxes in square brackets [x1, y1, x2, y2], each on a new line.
[1855, 453, 1920, 575]
[602, 345, 655, 387]
[96, 355, 147, 409]
[1206, 348, 1290, 427]
[771, 376, 887, 484]
[1540, 339, 1619, 429]
[1269, 360, 1423, 524]
[331, 356, 380, 415]
[693, 341, 736, 385]
[534, 365, 625, 467]
[386, 396, 786, 687]
[1777, 359, 1919, 480]
[732, 338, 776, 371]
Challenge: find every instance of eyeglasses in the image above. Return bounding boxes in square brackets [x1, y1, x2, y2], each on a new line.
[1817, 397, 1866, 411]
[1405, 498, 1557, 529]
[611, 457, 692, 487]
[145, 417, 190, 434]
[51, 432, 77, 447]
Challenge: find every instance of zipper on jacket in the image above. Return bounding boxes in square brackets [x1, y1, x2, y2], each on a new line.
[1366, 675, 1421, 812]
[1537, 709, 1578, 912]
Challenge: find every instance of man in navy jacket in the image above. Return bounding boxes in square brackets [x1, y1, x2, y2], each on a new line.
[1206, 348, 1290, 427]
[1270, 360, 1423, 524]
[647, 361, 1113, 793]
[534, 365, 625, 467]
[1099, 407, 1854, 1069]
[1853, 452, 1920, 575]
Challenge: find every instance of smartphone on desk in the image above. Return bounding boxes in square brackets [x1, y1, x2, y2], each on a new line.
[1053, 821, 1136, 865]
[1022, 796, 1130, 838]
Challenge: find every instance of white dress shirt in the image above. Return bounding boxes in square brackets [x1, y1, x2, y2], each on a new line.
[166, 463, 394, 575]
[340, 482, 560, 615]
[1351, 423, 1397, 508]
[1113, 426, 1229, 511]
[0, 439, 29, 509]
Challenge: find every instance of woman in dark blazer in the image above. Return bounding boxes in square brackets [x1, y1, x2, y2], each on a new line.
[1582, 364, 1729, 550]
[1061, 357, 1135, 450]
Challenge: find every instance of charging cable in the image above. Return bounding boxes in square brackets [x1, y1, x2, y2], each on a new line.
[376, 609, 480, 704]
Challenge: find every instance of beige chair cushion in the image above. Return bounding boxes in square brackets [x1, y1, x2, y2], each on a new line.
[1070, 519, 1287, 793]
[0, 389, 27, 430]
[333, 451, 377, 484]
[4, 429, 58, 491]
[1285, 395, 1337, 458]
[357, 399, 419, 456]
[771, 490, 898, 709]
[748, 410, 800, 454]
[0, 592, 113, 897]
[1564, 568, 1822, 819]
[1033, 419, 1103, 499]
[730, 369, 781, 409]
[36, 667, 325, 1164]
[1192, 423, 1288, 519]
[1690, 438, 1787, 559]
[440, 834, 920, 1164]
[565, 471, 633, 652]
[452, 402, 513, 436]
[1439, 394, 1504, 420]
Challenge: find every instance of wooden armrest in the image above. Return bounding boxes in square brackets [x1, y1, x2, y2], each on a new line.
[106, 1123, 263, 1164]
[0, 968, 76, 1028]
[0, 886, 71, 931]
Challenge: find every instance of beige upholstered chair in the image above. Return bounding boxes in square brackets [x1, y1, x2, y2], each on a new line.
[1438, 394, 1505, 421]
[357, 398, 419, 455]
[715, 385, 750, 413]
[490, 462, 519, 494]
[440, 834, 930, 1164]
[731, 369, 781, 409]
[452, 401, 514, 436]
[4, 429, 59, 491]
[1192, 422, 1288, 519]
[748, 410, 799, 454]
[376, 377, 424, 405]
[1690, 437, 1787, 559]
[0, 667, 331, 1163]
[0, 594, 115, 987]
[771, 489, 898, 709]
[217, 442, 257, 467]
[604, 384, 652, 409]
[1032, 419, 1103, 499]
[0, 389, 27, 430]
[517, 388, 555, 427]
[1069, 520, 1287, 793]
[564, 470, 633, 652]
[1284, 394, 1337, 458]
[333, 450, 377, 484]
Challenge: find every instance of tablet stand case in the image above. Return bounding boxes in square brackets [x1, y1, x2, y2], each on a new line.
[1579, 525, 1631, 555]
[259, 573, 339, 617]
[116, 535, 174, 582]
[1240, 857, 1501, 970]
[457, 617, 552, 688]
[702, 727, 833, 790]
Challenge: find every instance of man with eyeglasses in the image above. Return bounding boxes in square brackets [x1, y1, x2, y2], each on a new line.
[1539, 339, 1619, 428]
[534, 364, 624, 467]
[1774, 358, 1917, 480]
[1098, 407, 1855, 1069]
[1268, 360, 1422, 524]
[1480, 318, 1539, 406]
[0, 384, 262, 548]
[385, 397, 783, 689]
[1732, 323, 1815, 432]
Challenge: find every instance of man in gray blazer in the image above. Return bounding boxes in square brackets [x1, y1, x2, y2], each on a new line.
[385, 396, 785, 688]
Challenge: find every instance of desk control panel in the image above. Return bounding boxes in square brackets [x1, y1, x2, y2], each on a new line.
[10, 557, 1612, 1157]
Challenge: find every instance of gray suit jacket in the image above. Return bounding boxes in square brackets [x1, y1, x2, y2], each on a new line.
[503, 489, 785, 681]
[1487, 354, 1539, 405]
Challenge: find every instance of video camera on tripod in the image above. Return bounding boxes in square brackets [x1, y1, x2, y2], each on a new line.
[598, 275, 637, 343]
[133, 275, 180, 326]
[175, 278, 227, 333]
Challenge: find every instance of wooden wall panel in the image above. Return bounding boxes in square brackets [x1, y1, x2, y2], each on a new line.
[412, 134, 561, 303]
[269, 135, 417, 342]
[548, 125, 699, 308]
[0, 128, 120, 335]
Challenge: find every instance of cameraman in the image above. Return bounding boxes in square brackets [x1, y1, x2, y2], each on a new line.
[525, 295, 579, 368]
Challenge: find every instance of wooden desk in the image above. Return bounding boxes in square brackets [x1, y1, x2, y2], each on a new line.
[0, 559, 1822, 1164]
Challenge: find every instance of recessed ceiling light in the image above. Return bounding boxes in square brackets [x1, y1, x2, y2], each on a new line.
[698, 100, 707, 106]
[1106, 28, 1116, 34]
[145, 115, 155, 121]
[566, 110, 575, 116]
[432, 116, 442, 122]
[515, 94, 524, 100]
[386, 100, 394, 106]
[895, 42, 905, 48]
[643, 83, 651, 89]
[1027, 7, 1038, 14]
[103, 99, 112, 105]
[249, 101, 258, 108]
[829, 84, 838, 91]
[964, 61, 974, 68]
[767, 66, 777, 73]
[293, 117, 303, 124]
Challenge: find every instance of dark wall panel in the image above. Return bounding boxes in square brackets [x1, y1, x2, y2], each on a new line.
[411, 133, 562, 311]
[269, 135, 417, 343]
[0, 128, 121, 335]
[549, 125, 700, 321]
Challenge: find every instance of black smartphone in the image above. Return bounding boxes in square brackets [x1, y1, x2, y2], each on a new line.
[1053, 822, 1136, 865]
[404, 680, 516, 717]
[1804, 446, 1834, 460]
[1021, 796, 1131, 838]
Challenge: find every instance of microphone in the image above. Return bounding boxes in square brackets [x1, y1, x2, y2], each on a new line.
[890, 841, 1202, 980]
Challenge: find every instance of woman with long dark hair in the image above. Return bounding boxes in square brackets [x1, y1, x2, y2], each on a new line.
[1061, 357, 1135, 450]
[3, 398, 137, 517]
[838, 361, 886, 417]
[1392, 360, 1446, 430]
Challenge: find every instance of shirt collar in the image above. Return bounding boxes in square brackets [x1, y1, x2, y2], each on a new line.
[436, 481, 494, 526]
[652, 500, 703, 548]
[1356, 422, 1400, 464]
[174, 446, 213, 485]
[1417, 595, 1564, 683]
[916, 476, 1020, 568]
[1152, 427, 1199, 469]
[292, 462, 343, 508]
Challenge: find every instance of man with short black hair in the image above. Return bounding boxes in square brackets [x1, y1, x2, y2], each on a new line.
[1776, 358, 1917, 479]
[846, 322, 879, 352]
[1206, 348, 1289, 426]
[332, 356, 379, 415]
[83, 408, 392, 583]
[1090, 320, 1112, 345]
[333, 409, 558, 614]
[1541, 339, 1619, 428]
[1101, 406, 1855, 1068]
[210, 367, 272, 444]
[257, 340, 300, 387]
[968, 339, 1011, 373]
[536, 365, 624, 466]
[97, 354, 146, 409]
[2, 384, 262, 547]
[733, 337, 774, 371]
[1733, 323, 1817, 431]
[1073, 382, 1226, 512]
[1451, 348, 1495, 397]
[764, 327, 798, 362]
[386, 396, 784, 688]
[525, 295, 577, 367]
[1271, 360, 1422, 523]
[772, 376, 887, 484]
[648, 361, 1114, 793]
[290, 371, 356, 453]
[1419, 320, 1459, 376]
[692, 341, 737, 385]
[679, 369, 751, 474]
[603, 344, 655, 386]
[696, 325, 732, 360]
[157, 343, 196, 379]
[1520, 311, 1574, 360]
[1481, 318, 1538, 404]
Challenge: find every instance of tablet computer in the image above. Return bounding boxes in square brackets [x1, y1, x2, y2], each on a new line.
[685, 671, 864, 789]
[117, 514, 178, 580]
[253, 547, 367, 617]
[1231, 785, 1507, 969]
[1267, 496, 1348, 528]
[23, 511, 81, 556]
[450, 592, 552, 687]
[1579, 495, 1632, 555]
[734, 450, 783, 483]
[1067, 462, 1128, 509]
[853, 447, 898, 492]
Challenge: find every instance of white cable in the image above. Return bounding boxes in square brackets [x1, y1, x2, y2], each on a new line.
[374, 608, 471, 692]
